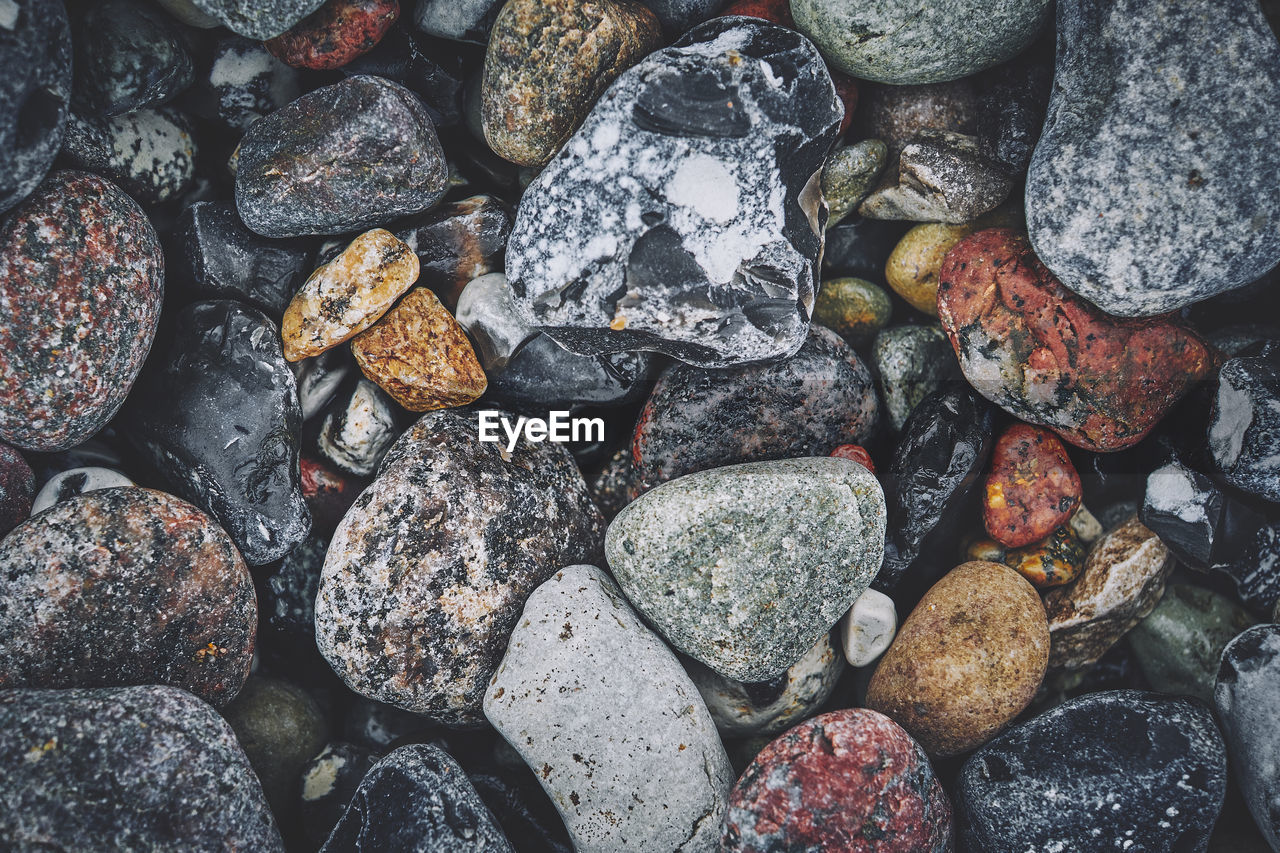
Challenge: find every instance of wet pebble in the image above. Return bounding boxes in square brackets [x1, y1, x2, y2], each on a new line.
[982, 423, 1083, 548]
[72, 0, 193, 116]
[812, 276, 892, 348]
[317, 378, 400, 476]
[821, 139, 888, 227]
[397, 195, 513, 309]
[1208, 342, 1280, 503]
[871, 324, 959, 433]
[840, 587, 897, 667]
[1216, 624, 1280, 850]
[61, 106, 197, 205]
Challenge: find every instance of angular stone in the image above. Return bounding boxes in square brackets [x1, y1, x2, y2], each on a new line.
[822, 139, 888, 228]
[30, 466, 133, 515]
[506, 18, 842, 368]
[983, 423, 1083, 548]
[1208, 342, 1280, 503]
[222, 675, 329, 813]
[870, 324, 959, 433]
[0, 443, 34, 535]
[61, 106, 197, 205]
[841, 588, 897, 667]
[860, 130, 1014, 223]
[1140, 460, 1264, 569]
[190, 0, 328, 39]
[812, 277, 891, 348]
[317, 378, 400, 476]
[1217, 522, 1280, 613]
[72, 0, 193, 116]
[1025, 0, 1280, 317]
[397, 195, 513, 309]
[1216, 624, 1280, 851]
[266, 0, 400, 70]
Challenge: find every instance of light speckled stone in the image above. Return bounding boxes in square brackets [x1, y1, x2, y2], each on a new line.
[484, 564, 732, 853]
[190, 0, 327, 39]
[1216, 624, 1280, 851]
[841, 588, 897, 667]
[859, 130, 1013, 223]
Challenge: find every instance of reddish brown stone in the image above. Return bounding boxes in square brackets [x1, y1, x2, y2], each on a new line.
[982, 423, 1082, 548]
[830, 443, 876, 475]
[300, 454, 365, 534]
[937, 229, 1212, 452]
[722, 708, 953, 852]
[266, 0, 400, 71]
[0, 443, 34, 535]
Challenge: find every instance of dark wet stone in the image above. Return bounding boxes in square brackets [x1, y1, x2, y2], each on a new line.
[342, 697, 433, 750]
[267, 0, 401, 70]
[72, 0, 193, 116]
[235, 75, 447, 238]
[223, 675, 329, 814]
[1217, 522, 1280, 613]
[60, 106, 197, 205]
[187, 35, 303, 133]
[0, 443, 34, 535]
[299, 741, 381, 848]
[256, 533, 329, 677]
[300, 454, 366, 534]
[586, 445, 638, 521]
[639, 0, 723, 33]
[959, 690, 1227, 853]
[342, 25, 465, 127]
[0, 487, 255, 706]
[317, 377, 401, 476]
[396, 194, 513, 309]
[487, 337, 660, 412]
[0, 685, 283, 851]
[1216, 625, 1280, 851]
[126, 300, 311, 565]
[189, 0, 328, 39]
[413, 0, 503, 43]
[0, 171, 163, 453]
[295, 347, 356, 421]
[871, 324, 960, 433]
[1141, 460, 1268, 570]
[821, 216, 910, 283]
[1209, 342, 1280, 504]
[975, 44, 1052, 174]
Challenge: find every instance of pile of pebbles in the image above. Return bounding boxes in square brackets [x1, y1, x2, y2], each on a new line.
[2, 0, 1280, 849]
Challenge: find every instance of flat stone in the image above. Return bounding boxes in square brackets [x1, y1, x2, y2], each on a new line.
[1216, 624, 1280, 851]
[1208, 342, 1280, 504]
[190, 0, 328, 39]
[841, 588, 897, 667]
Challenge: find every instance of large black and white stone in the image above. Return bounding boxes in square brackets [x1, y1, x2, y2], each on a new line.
[1208, 342, 1280, 504]
[1024, 0, 1280, 317]
[60, 107, 197, 205]
[605, 457, 886, 681]
[188, 0, 327, 39]
[484, 564, 732, 853]
[506, 18, 843, 369]
[125, 300, 311, 565]
[1215, 624, 1280, 851]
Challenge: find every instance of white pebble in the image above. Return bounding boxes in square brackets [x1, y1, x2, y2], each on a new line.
[841, 588, 897, 667]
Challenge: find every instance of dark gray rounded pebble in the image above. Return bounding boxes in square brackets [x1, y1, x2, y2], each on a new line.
[222, 675, 329, 815]
[72, 0, 193, 117]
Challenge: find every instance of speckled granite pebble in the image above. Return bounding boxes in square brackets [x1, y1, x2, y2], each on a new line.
[72, 0, 193, 116]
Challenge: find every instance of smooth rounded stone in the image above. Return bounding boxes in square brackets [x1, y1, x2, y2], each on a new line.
[0, 685, 283, 851]
[640, 0, 722, 33]
[455, 272, 538, 371]
[60, 106, 197, 205]
[322, 743, 514, 852]
[316, 409, 604, 725]
[871, 324, 959, 433]
[236, 75, 447, 238]
[867, 561, 1049, 757]
[823, 215, 909, 282]
[282, 228, 420, 362]
[630, 325, 878, 495]
[829, 442, 876, 474]
[256, 532, 328, 675]
[822, 139, 888, 228]
[687, 632, 844, 737]
[175, 200, 314, 318]
[876, 385, 996, 592]
[606, 457, 886, 681]
[300, 741, 381, 847]
[939, 229, 1213, 452]
[223, 675, 329, 813]
[484, 564, 732, 853]
[0, 0, 70, 214]
[295, 348, 356, 421]
[0, 487, 255, 705]
[414, 0, 502, 42]
[506, 18, 843, 369]
[72, 0, 192, 117]
[812, 277, 891, 348]
[841, 587, 897, 666]
[487, 335, 660, 411]
[397, 195, 513, 309]
[30, 466, 133, 515]
[1025, 0, 1280, 318]
[189, 0, 327, 38]
[792, 0, 1048, 84]
[351, 287, 488, 411]
[0, 443, 34, 535]
[125, 300, 311, 566]
[1209, 343, 1280, 503]
[983, 423, 1082, 548]
[860, 130, 1015, 223]
[1216, 624, 1280, 850]
[1128, 584, 1255, 704]
[154, 0, 222, 26]
[722, 708, 953, 853]
[962, 690, 1226, 851]
[267, 0, 400, 70]
[192, 36, 303, 132]
[966, 524, 1086, 589]
[317, 378, 400, 476]
[1044, 516, 1173, 672]
[0, 171, 162, 453]
[481, 0, 661, 168]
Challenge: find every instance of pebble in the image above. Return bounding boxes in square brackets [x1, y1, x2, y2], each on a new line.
[317, 378, 400, 476]
[350, 287, 487, 411]
[341, 25, 467, 128]
[189, 0, 328, 39]
[487, 334, 659, 411]
[72, 0, 191, 118]
[829, 442, 876, 475]
[235, 75, 447, 238]
[840, 587, 897, 667]
[791, 0, 1049, 84]
[812, 276, 892, 347]
[294, 347, 356, 421]
[959, 690, 1227, 852]
[821, 139, 888, 227]
[0, 487, 255, 705]
[967, 523, 1086, 589]
[871, 324, 959, 433]
[859, 79, 978, 162]
[1216, 624, 1280, 851]
[316, 409, 603, 725]
[938, 228, 1213, 451]
[859, 130, 1014, 223]
[0, 444, 34, 534]
[1209, 342, 1280, 503]
[397, 195, 513, 309]
[823, 215, 907, 282]
[266, 0, 400, 70]
[30, 466, 133, 515]
[415, 0, 502, 42]
[1043, 516, 1173, 671]
[61, 106, 197, 205]
[721, 708, 953, 852]
[505, 18, 843, 368]
[484, 564, 732, 853]
[866, 561, 1049, 756]
[1218, 522, 1280, 613]
[605, 457, 886, 681]
[481, 0, 661, 168]
[256, 532, 329, 676]
[0, 171, 162, 453]
[299, 741, 380, 847]
[192, 35, 302, 132]
[125, 300, 311, 566]
[641, 0, 721, 33]
[222, 675, 329, 814]
[0, 685, 284, 851]
[1025, 0, 1280, 317]
[1141, 460, 1255, 569]
[983, 423, 1083, 548]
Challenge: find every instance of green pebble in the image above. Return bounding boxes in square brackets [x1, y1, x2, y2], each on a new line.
[822, 139, 888, 227]
[813, 277, 892, 348]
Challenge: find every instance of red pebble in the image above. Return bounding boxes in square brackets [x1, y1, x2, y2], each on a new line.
[266, 0, 400, 71]
[300, 455, 365, 533]
[0, 442, 34, 535]
[722, 709, 953, 852]
[982, 423, 1082, 548]
[830, 443, 876, 475]
[721, 0, 794, 25]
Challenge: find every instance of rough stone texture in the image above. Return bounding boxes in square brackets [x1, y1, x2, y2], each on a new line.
[299, 741, 380, 848]
[867, 561, 1049, 757]
[267, 0, 401, 70]
[791, 0, 1049, 84]
[605, 457, 886, 681]
[30, 466, 133, 515]
[0, 443, 34, 535]
[484, 564, 732, 853]
[322, 743, 513, 851]
[722, 708, 953, 852]
[841, 588, 896, 667]
[859, 80, 978, 164]
[1044, 516, 1173, 672]
[0, 171, 162, 453]
[256, 532, 329, 676]
[72, 0, 192, 116]
[282, 228, 420, 361]
[316, 409, 604, 725]
[222, 675, 329, 812]
[236, 75, 447, 238]
[414, 0, 503, 42]
[506, 18, 842, 369]
[1215, 625, 1280, 852]
[192, 35, 302, 132]
[640, 0, 723, 33]
[859, 130, 1014, 223]
[1025, 0, 1280, 317]
[0, 488, 255, 706]
[0, 0, 71, 214]
[587, 445, 638, 520]
[190, 0, 328, 38]
[0, 685, 283, 851]
[966, 524, 1086, 589]
[1208, 342, 1280, 503]
[870, 324, 959, 433]
[630, 325, 878, 495]
[317, 378, 400, 476]
[350, 287, 487, 411]
[812, 277, 891, 348]
[482, 0, 661, 167]
[397, 195, 513, 309]
[960, 690, 1226, 853]
[822, 140, 888, 227]
[938, 228, 1212, 452]
[61, 106, 197, 205]
[125, 301, 311, 566]
[983, 423, 1082, 548]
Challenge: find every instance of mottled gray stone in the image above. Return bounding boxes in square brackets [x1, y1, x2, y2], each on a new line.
[1208, 342, 1280, 504]
[605, 457, 886, 681]
[189, 0, 327, 39]
[414, 0, 503, 43]
[484, 564, 732, 853]
[871, 324, 959, 432]
[1216, 625, 1280, 851]
[859, 130, 1014, 223]
[822, 139, 888, 228]
[222, 675, 329, 814]
[317, 379, 400, 477]
[61, 107, 197, 205]
[639, 0, 723, 34]
[0, 0, 70, 214]
[1025, 0, 1280, 317]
